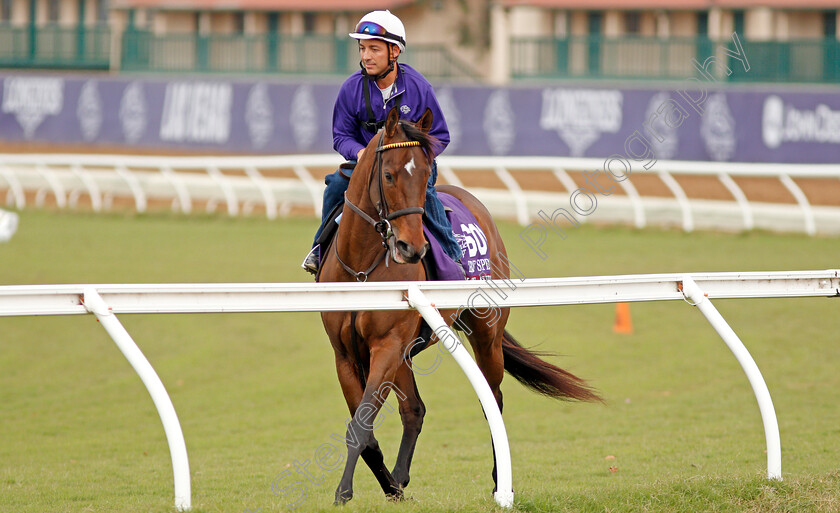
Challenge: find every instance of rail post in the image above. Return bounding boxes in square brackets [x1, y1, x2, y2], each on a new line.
[406, 285, 514, 508]
[680, 276, 782, 480]
[82, 288, 192, 510]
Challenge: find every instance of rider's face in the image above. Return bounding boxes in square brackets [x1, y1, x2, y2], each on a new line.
[359, 40, 398, 76]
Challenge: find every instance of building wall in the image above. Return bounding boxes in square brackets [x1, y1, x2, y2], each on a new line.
[57, 0, 75, 25]
[155, 11, 195, 34]
[508, 5, 552, 37]
[34, 0, 45, 24]
[245, 11, 264, 34]
[639, 11, 657, 36]
[4, 0, 837, 83]
[745, 7, 774, 40]
[604, 10, 620, 36]
[10, 0, 28, 25]
[570, 11, 588, 36]
[210, 12, 238, 34]
[283, 11, 302, 35]
[787, 11, 824, 38]
[399, 0, 488, 47]
[670, 11, 697, 37]
[395, 1, 490, 78]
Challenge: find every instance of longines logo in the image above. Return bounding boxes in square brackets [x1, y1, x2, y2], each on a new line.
[2, 77, 64, 139]
[539, 88, 623, 157]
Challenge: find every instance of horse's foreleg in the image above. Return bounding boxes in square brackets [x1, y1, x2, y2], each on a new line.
[334, 342, 404, 504]
[332, 355, 365, 504]
[391, 361, 425, 488]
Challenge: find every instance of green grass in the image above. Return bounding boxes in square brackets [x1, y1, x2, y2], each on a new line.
[1, 210, 839, 513]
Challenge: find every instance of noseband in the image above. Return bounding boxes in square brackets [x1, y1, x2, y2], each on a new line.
[336, 133, 425, 281]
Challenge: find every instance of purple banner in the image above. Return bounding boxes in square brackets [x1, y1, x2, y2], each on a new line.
[1, 72, 839, 163]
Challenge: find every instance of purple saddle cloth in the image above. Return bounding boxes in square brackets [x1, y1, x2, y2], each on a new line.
[422, 192, 492, 281]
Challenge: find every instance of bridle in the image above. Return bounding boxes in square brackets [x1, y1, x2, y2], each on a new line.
[335, 130, 425, 282]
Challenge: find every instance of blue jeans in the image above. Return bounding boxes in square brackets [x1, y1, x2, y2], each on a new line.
[312, 160, 463, 262]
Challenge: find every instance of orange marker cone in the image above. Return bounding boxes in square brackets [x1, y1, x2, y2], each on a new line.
[613, 302, 633, 334]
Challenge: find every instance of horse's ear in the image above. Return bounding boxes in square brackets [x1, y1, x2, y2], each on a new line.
[384, 106, 400, 138]
[418, 108, 433, 134]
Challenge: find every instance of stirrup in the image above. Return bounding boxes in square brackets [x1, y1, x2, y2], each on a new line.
[301, 245, 321, 275]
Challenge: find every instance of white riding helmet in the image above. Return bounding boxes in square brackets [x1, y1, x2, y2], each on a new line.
[349, 10, 406, 51]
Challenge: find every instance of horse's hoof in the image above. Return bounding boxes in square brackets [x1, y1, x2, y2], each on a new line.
[334, 489, 353, 505]
[385, 488, 405, 501]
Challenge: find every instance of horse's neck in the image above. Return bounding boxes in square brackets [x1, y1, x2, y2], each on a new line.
[334, 166, 384, 269]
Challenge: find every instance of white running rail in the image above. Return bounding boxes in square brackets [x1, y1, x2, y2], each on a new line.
[2, 154, 840, 235]
[1, 270, 838, 510]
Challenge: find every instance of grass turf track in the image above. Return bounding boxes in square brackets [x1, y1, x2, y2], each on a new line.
[1, 209, 839, 513]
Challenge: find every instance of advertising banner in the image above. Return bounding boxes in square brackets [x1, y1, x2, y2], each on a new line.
[1, 73, 838, 163]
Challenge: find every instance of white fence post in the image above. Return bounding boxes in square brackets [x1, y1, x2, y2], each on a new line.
[0, 165, 25, 208]
[82, 288, 192, 510]
[680, 276, 782, 480]
[658, 170, 693, 232]
[406, 285, 514, 508]
[779, 174, 816, 236]
[717, 173, 753, 231]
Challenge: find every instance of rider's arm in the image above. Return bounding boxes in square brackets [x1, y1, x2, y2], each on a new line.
[332, 81, 366, 162]
[422, 87, 450, 157]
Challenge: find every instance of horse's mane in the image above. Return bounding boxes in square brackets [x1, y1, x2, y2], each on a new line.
[398, 120, 442, 161]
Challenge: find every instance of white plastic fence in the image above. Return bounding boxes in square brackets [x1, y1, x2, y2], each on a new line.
[2, 270, 838, 510]
[2, 153, 840, 235]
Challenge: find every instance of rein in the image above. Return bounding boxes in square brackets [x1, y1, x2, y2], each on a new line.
[334, 134, 425, 282]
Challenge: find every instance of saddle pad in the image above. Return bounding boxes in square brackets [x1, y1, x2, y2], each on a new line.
[423, 192, 492, 281]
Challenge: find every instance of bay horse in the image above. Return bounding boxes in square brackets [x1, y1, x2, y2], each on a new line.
[318, 106, 601, 504]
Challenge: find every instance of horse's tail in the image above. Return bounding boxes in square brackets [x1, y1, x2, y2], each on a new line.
[502, 330, 603, 403]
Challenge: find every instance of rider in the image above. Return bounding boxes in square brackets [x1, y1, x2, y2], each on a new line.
[302, 9, 463, 274]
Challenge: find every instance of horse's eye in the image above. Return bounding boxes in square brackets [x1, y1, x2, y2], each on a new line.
[384, 172, 394, 183]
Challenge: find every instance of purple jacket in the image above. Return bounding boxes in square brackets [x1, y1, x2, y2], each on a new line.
[332, 63, 450, 161]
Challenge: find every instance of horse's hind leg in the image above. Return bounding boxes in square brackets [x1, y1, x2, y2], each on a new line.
[390, 361, 426, 488]
[334, 342, 404, 504]
[463, 312, 508, 493]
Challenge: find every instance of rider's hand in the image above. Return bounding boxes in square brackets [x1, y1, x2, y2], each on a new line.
[357, 148, 365, 161]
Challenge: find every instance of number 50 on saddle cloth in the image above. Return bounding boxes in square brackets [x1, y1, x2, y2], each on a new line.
[423, 192, 492, 281]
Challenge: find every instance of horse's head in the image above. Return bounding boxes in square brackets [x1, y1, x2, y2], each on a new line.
[367, 106, 440, 265]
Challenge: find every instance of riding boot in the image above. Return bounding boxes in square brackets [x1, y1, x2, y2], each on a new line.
[301, 245, 320, 275]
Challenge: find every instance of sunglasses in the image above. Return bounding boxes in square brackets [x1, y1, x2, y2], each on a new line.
[354, 21, 405, 46]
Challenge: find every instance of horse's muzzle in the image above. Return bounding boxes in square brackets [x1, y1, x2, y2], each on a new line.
[393, 240, 428, 264]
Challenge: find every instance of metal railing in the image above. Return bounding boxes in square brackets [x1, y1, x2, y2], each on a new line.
[511, 35, 840, 83]
[3, 271, 838, 509]
[0, 24, 110, 69]
[2, 154, 839, 236]
[119, 30, 480, 80]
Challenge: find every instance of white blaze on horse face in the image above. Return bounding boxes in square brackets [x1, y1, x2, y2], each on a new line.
[404, 157, 415, 177]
